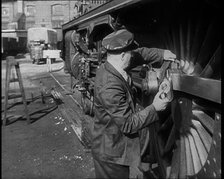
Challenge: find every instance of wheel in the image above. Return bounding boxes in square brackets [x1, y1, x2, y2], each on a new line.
[71, 52, 82, 79]
[149, 1, 221, 178]
[152, 89, 221, 178]
[81, 91, 94, 116]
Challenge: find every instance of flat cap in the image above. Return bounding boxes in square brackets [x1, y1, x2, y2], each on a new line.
[102, 29, 138, 53]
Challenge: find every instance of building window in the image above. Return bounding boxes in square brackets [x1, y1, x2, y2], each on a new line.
[52, 4, 63, 16]
[2, 7, 10, 17]
[51, 4, 64, 28]
[26, 5, 36, 17]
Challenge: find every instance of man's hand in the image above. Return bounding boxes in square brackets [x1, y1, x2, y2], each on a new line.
[152, 90, 169, 111]
[163, 50, 176, 61]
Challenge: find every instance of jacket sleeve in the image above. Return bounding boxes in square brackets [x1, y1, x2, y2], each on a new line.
[98, 81, 159, 135]
[130, 47, 165, 68]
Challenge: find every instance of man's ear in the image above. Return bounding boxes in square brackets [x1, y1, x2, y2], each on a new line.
[121, 52, 125, 60]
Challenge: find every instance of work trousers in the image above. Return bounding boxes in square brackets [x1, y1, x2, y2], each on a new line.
[93, 157, 129, 179]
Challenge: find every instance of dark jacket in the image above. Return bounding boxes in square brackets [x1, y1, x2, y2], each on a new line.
[91, 47, 164, 166]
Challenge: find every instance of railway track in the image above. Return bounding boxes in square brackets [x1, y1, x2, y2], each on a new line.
[49, 72, 93, 149]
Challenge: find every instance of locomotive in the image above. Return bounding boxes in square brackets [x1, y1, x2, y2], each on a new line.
[62, 0, 221, 178]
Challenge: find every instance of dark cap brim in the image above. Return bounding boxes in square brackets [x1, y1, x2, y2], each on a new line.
[107, 40, 139, 54]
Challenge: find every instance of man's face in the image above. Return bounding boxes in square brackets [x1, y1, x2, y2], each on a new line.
[123, 51, 133, 71]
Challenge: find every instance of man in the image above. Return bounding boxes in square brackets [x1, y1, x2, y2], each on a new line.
[91, 29, 176, 178]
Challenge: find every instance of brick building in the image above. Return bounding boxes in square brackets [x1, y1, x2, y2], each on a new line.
[2, 0, 110, 31]
[2, 0, 109, 54]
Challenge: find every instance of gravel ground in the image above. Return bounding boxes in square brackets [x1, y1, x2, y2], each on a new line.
[1, 55, 95, 179]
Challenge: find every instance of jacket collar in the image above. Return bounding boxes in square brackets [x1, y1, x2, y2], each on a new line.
[104, 61, 127, 84]
[104, 61, 134, 104]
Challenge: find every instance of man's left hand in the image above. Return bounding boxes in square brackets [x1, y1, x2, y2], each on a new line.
[163, 50, 176, 61]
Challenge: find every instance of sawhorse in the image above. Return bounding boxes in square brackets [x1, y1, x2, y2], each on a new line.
[3, 56, 30, 125]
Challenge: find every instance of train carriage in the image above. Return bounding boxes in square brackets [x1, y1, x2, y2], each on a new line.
[62, 0, 221, 178]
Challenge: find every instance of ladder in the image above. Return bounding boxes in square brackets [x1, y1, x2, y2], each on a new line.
[3, 56, 30, 125]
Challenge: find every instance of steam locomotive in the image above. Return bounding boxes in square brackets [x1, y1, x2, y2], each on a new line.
[62, 0, 221, 178]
